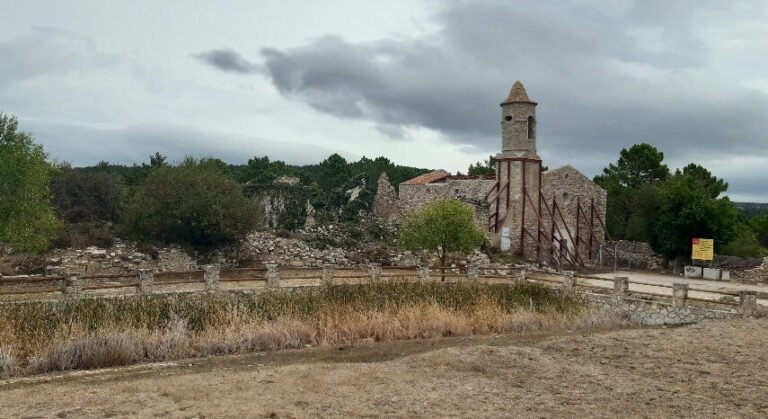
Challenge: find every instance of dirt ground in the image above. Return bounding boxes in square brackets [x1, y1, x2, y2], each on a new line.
[1, 319, 767, 418]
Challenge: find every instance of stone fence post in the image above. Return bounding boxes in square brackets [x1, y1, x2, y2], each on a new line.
[322, 264, 336, 285]
[138, 269, 154, 295]
[562, 271, 575, 291]
[369, 263, 382, 282]
[418, 265, 430, 282]
[739, 290, 758, 317]
[467, 263, 479, 280]
[204, 265, 220, 292]
[516, 268, 527, 285]
[63, 272, 81, 298]
[672, 283, 688, 307]
[266, 263, 280, 288]
[613, 276, 629, 299]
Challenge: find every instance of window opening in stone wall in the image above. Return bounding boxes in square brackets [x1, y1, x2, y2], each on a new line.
[563, 192, 570, 204]
[564, 173, 569, 179]
[527, 116, 536, 139]
[504, 115, 512, 121]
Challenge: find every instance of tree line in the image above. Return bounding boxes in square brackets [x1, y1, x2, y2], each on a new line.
[593, 143, 768, 265]
[1, 112, 766, 262]
[0, 113, 428, 254]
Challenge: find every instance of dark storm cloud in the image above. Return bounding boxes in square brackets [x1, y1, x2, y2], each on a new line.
[193, 48, 261, 74]
[256, 2, 768, 162]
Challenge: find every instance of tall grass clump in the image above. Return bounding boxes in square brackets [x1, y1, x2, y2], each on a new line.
[0, 346, 17, 378]
[0, 281, 615, 376]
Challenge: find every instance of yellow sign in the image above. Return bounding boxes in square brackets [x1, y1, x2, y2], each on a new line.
[692, 238, 714, 260]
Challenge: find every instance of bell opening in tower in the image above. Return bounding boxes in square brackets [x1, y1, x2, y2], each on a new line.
[527, 116, 536, 139]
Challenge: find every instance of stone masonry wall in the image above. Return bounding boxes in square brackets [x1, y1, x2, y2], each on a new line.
[580, 292, 739, 325]
[398, 179, 495, 230]
[542, 165, 607, 262]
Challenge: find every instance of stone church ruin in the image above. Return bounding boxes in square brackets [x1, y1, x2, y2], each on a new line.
[374, 81, 608, 265]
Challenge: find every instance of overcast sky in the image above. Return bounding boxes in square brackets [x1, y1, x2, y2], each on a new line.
[1, 0, 767, 201]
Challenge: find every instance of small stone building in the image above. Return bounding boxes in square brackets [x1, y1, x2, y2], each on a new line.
[373, 81, 607, 265]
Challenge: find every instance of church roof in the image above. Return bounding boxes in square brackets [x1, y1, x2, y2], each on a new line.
[401, 170, 450, 185]
[501, 81, 537, 105]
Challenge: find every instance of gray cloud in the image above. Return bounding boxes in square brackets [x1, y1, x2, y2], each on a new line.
[244, 1, 768, 199]
[25, 121, 349, 167]
[0, 26, 119, 87]
[255, 2, 768, 155]
[193, 48, 261, 74]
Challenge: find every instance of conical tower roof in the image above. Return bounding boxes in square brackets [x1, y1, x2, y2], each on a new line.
[501, 81, 537, 105]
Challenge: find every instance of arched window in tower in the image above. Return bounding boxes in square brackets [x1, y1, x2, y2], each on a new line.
[527, 116, 536, 139]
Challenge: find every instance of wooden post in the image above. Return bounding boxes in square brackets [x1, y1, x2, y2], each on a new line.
[589, 198, 595, 260]
[521, 161, 526, 254]
[574, 196, 582, 262]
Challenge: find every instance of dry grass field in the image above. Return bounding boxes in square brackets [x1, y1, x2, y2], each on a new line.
[1, 318, 766, 418]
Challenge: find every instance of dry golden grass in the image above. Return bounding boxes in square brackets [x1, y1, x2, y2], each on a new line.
[0, 282, 629, 376]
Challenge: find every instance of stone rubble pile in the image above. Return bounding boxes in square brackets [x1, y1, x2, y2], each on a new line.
[241, 232, 350, 267]
[732, 257, 768, 283]
[44, 240, 197, 275]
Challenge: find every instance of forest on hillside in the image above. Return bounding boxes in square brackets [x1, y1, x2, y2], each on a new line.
[46, 152, 429, 251]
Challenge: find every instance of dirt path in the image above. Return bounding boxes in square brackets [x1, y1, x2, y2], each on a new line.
[2, 319, 767, 418]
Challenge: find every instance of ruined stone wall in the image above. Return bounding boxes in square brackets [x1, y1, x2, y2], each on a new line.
[372, 173, 399, 222]
[398, 179, 495, 229]
[542, 165, 607, 262]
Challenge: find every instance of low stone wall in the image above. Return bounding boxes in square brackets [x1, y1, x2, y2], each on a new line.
[580, 293, 739, 325]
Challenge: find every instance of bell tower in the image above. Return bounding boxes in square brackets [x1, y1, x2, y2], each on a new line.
[500, 81, 539, 159]
[491, 81, 543, 256]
